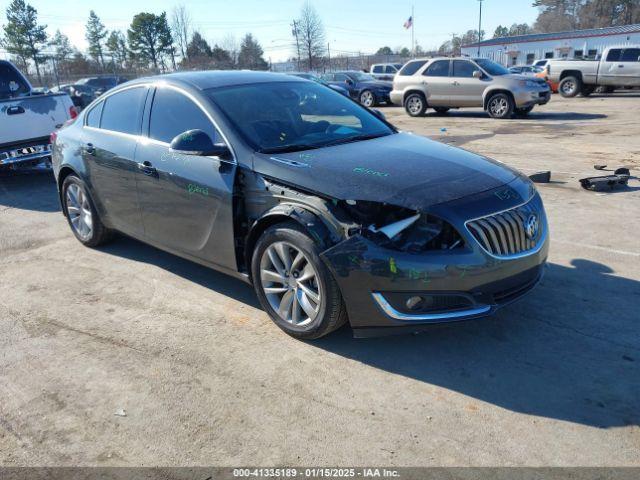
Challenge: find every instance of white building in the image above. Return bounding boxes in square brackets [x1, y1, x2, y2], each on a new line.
[461, 24, 640, 66]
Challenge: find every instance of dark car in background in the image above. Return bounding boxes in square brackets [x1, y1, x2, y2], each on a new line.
[76, 75, 129, 96]
[321, 71, 392, 107]
[50, 83, 97, 109]
[288, 72, 350, 96]
[52, 71, 548, 339]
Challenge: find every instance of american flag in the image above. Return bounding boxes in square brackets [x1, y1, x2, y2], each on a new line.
[403, 16, 413, 29]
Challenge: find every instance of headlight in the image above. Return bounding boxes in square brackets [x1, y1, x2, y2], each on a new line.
[520, 80, 539, 88]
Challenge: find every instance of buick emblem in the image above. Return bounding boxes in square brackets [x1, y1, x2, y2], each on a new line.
[524, 213, 539, 240]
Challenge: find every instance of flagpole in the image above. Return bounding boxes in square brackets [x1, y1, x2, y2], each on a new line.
[411, 5, 415, 58]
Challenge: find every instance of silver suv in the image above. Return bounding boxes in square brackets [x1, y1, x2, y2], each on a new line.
[390, 57, 551, 119]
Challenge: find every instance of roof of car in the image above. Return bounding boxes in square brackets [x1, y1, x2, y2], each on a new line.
[127, 70, 305, 91]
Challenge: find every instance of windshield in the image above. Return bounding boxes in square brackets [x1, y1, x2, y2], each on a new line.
[474, 59, 511, 76]
[348, 72, 375, 82]
[207, 81, 394, 154]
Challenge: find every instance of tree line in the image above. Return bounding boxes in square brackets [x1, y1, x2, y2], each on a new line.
[0, 0, 271, 83]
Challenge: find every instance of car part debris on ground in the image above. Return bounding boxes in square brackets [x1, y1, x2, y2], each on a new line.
[529, 171, 551, 183]
[580, 173, 630, 191]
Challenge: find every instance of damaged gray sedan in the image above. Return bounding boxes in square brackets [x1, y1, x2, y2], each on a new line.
[52, 71, 548, 339]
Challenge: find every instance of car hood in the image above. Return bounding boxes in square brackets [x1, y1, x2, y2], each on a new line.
[252, 132, 522, 211]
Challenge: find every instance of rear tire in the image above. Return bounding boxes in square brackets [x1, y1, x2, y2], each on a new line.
[404, 92, 427, 117]
[251, 222, 348, 340]
[433, 107, 450, 115]
[486, 93, 514, 119]
[559, 75, 582, 97]
[62, 175, 113, 247]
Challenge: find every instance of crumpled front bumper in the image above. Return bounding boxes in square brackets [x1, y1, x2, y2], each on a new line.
[320, 182, 549, 337]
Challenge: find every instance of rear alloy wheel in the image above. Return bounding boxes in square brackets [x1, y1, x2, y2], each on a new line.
[62, 175, 113, 247]
[251, 222, 347, 339]
[559, 75, 582, 98]
[486, 93, 514, 119]
[433, 107, 450, 115]
[404, 93, 427, 117]
[359, 90, 377, 107]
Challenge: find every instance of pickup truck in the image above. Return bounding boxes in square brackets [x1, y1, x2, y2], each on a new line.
[546, 46, 640, 97]
[1, 60, 76, 171]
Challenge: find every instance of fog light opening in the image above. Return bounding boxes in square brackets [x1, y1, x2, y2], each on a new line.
[406, 296, 424, 311]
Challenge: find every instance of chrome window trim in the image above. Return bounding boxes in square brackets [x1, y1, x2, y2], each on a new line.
[463, 194, 547, 260]
[372, 293, 491, 322]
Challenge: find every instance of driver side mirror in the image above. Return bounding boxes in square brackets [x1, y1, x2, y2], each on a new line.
[345, 79, 354, 86]
[170, 129, 231, 159]
[472, 70, 483, 79]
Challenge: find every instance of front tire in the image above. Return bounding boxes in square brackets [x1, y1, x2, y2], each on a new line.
[251, 222, 348, 340]
[486, 93, 514, 119]
[62, 175, 113, 247]
[559, 75, 582, 97]
[404, 92, 427, 117]
[359, 89, 377, 107]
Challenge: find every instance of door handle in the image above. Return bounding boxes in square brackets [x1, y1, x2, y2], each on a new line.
[452, 81, 460, 86]
[618, 64, 624, 68]
[84, 143, 96, 155]
[6, 106, 25, 115]
[137, 160, 157, 175]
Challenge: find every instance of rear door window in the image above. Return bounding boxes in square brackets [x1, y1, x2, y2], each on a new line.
[100, 87, 147, 135]
[606, 49, 622, 62]
[384, 65, 397, 73]
[621, 48, 640, 62]
[398, 60, 427, 76]
[423, 60, 450, 77]
[149, 87, 218, 144]
[85, 101, 104, 128]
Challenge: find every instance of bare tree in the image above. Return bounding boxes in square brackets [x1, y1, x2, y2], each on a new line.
[297, 2, 325, 71]
[171, 4, 191, 61]
[220, 33, 239, 66]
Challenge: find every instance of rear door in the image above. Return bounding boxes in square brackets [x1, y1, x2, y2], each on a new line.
[615, 48, 640, 86]
[422, 59, 451, 106]
[449, 60, 486, 107]
[135, 85, 237, 270]
[82, 85, 147, 237]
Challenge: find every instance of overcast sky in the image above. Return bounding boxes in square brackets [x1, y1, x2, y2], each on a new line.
[1, 0, 539, 61]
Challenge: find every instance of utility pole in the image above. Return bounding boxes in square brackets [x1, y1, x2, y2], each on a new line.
[291, 20, 301, 71]
[477, 0, 484, 57]
[450, 32, 457, 56]
[327, 42, 331, 72]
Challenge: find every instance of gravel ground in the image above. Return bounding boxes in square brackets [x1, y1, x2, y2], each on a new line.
[0, 92, 639, 467]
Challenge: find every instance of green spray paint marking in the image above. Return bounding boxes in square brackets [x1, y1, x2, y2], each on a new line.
[353, 167, 390, 178]
[187, 184, 209, 196]
[389, 257, 397, 274]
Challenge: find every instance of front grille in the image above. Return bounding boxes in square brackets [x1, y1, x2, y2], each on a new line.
[466, 196, 544, 258]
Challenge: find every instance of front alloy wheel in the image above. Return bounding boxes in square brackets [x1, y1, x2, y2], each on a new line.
[359, 90, 376, 107]
[251, 222, 347, 339]
[487, 93, 514, 119]
[260, 241, 321, 327]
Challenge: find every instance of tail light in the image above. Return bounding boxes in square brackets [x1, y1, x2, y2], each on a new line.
[69, 106, 78, 119]
[50, 131, 57, 145]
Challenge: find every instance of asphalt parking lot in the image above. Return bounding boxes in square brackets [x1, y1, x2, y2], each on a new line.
[1, 93, 639, 466]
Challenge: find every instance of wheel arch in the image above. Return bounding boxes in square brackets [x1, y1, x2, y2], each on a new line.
[243, 205, 334, 283]
[57, 165, 80, 215]
[483, 89, 515, 110]
[559, 70, 583, 82]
